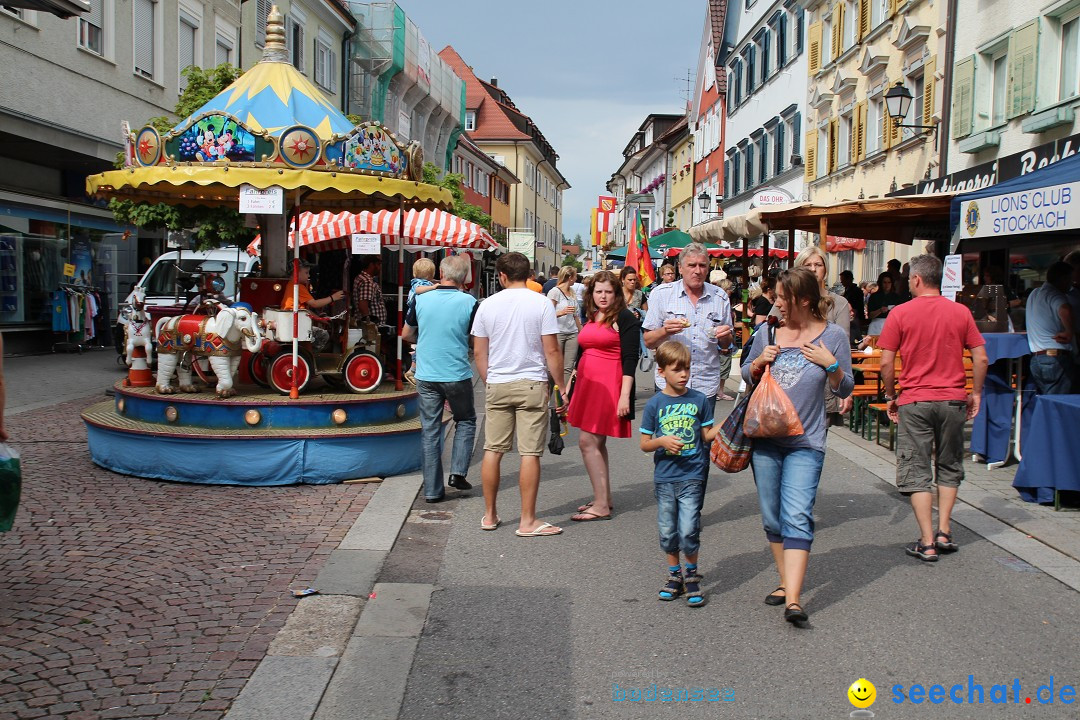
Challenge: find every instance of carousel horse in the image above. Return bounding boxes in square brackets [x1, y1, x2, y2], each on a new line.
[121, 286, 154, 368]
[155, 303, 262, 398]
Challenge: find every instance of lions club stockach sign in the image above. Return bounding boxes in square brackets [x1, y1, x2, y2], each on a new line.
[963, 181, 1079, 238]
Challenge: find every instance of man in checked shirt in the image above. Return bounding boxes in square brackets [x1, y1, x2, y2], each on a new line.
[643, 243, 735, 407]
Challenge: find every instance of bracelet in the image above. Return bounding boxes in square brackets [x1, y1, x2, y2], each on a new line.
[825, 360, 840, 373]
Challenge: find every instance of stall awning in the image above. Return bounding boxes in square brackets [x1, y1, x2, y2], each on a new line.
[758, 195, 954, 244]
[950, 150, 1080, 252]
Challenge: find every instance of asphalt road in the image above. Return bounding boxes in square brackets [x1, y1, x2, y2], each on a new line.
[397, 391, 1080, 720]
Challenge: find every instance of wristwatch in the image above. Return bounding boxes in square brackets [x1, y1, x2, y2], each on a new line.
[825, 360, 840, 373]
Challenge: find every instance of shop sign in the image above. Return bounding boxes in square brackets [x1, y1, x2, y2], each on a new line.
[351, 234, 381, 255]
[960, 181, 1078, 239]
[507, 231, 535, 260]
[63, 263, 75, 278]
[751, 187, 795, 207]
[238, 185, 283, 214]
[902, 132, 1080, 196]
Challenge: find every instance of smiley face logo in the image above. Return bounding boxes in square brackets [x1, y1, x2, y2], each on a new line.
[848, 678, 876, 709]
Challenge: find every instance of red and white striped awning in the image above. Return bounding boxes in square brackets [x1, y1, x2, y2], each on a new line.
[246, 209, 502, 256]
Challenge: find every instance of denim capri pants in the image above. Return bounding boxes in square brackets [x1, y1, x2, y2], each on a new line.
[654, 478, 706, 557]
[751, 441, 826, 551]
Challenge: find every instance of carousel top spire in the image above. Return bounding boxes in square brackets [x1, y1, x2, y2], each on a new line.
[261, 5, 288, 64]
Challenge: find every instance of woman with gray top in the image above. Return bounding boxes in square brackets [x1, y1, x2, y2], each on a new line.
[547, 266, 581, 383]
[742, 267, 854, 626]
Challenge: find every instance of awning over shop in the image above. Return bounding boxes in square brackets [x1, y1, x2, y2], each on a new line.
[950, 151, 1080, 252]
[826, 236, 867, 252]
[758, 195, 954, 244]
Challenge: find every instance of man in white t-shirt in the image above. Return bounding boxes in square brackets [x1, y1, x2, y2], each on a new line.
[472, 252, 565, 538]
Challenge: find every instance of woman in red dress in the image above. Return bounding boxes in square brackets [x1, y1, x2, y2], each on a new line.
[567, 271, 641, 521]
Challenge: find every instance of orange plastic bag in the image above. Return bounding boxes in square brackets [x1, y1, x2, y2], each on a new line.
[743, 365, 804, 438]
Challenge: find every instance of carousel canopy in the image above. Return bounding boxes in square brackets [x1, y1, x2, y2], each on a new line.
[85, 4, 452, 214]
[246, 209, 502, 255]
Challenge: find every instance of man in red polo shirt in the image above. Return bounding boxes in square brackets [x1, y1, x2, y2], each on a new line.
[879, 254, 989, 563]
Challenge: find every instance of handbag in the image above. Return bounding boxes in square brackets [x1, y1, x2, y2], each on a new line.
[710, 322, 772, 473]
[0, 443, 22, 533]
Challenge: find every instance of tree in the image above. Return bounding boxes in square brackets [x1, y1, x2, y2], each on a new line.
[109, 64, 256, 250]
[561, 253, 582, 272]
[421, 162, 492, 232]
[572, 233, 584, 248]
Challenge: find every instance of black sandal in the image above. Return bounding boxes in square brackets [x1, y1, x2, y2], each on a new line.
[934, 530, 958, 553]
[905, 540, 939, 562]
[784, 602, 808, 623]
[659, 571, 683, 601]
[764, 586, 786, 606]
[684, 570, 705, 607]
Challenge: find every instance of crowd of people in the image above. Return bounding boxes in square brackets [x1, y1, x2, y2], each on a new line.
[393, 240, 1080, 625]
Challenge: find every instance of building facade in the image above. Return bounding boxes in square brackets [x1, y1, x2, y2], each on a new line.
[451, 133, 519, 241]
[669, 124, 696, 231]
[440, 45, 569, 274]
[803, 0, 944, 280]
[0, 0, 242, 351]
[344, 2, 462, 171]
[606, 114, 684, 249]
[690, 0, 730, 226]
[721, 0, 807, 252]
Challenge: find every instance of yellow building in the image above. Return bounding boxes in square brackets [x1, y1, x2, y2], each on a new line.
[803, 0, 944, 281]
[669, 125, 696, 231]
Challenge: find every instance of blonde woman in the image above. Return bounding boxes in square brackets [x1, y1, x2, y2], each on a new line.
[547, 266, 581, 382]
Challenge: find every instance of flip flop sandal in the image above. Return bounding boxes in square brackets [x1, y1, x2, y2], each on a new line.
[515, 522, 563, 538]
[905, 540, 939, 562]
[659, 572, 683, 601]
[481, 516, 500, 531]
[934, 530, 958, 552]
[570, 510, 611, 522]
[577, 501, 615, 513]
[684, 571, 705, 607]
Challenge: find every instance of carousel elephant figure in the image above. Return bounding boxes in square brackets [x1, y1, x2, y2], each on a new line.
[155, 303, 263, 398]
[120, 287, 153, 368]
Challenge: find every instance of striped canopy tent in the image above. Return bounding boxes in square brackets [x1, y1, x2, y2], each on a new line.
[246, 209, 501, 256]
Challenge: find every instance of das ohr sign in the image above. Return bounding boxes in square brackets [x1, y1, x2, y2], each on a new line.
[963, 182, 1077, 238]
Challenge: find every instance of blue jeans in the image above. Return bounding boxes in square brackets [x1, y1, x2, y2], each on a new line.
[654, 478, 706, 557]
[416, 379, 477, 500]
[1030, 353, 1073, 395]
[751, 442, 826, 551]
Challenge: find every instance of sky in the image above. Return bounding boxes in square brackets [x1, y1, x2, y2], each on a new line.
[397, 0, 706, 244]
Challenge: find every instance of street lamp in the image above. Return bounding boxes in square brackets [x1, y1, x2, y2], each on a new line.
[884, 81, 936, 133]
[697, 190, 716, 214]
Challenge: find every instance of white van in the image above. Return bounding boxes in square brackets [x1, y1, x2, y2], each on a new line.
[123, 247, 260, 308]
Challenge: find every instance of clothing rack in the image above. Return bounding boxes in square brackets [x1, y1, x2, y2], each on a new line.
[52, 282, 102, 354]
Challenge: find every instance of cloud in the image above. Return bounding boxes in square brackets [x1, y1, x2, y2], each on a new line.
[516, 96, 686, 241]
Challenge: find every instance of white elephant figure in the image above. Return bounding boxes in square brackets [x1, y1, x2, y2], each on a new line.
[155, 304, 263, 398]
[121, 286, 154, 368]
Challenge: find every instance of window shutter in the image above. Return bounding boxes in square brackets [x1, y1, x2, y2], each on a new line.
[256, 0, 271, 46]
[857, 101, 867, 161]
[858, 0, 870, 41]
[775, 122, 786, 174]
[805, 131, 817, 182]
[314, 42, 324, 87]
[828, 117, 839, 173]
[762, 31, 771, 82]
[760, 133, 769, 183]
[178, 14, 196, 81]
[297, 24, 305, 72]
[888, 0, 899, 17]
[808, 21, 822, 75]
[831, 4, 843, 61]
[922, 56, 936, 129]
[850, 102, 861, 163]
[797, 7, 805, 53]
[1006, 20, 1039, 119]
[134, 0, 154, 77]
[779, 13, 788, 66]
[951, 56, 974, 138]
[882, 109, 892, 150]
[747, 45, 756, 93]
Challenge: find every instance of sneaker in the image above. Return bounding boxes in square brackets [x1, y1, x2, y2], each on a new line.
[448, 474, 472, 490]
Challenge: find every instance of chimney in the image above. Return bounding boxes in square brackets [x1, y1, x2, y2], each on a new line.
[490, 77, 498, 87]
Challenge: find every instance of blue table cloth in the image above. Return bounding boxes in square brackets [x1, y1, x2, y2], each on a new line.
[1013, 394, 1080, 503]
[970, 333, 1030, 464]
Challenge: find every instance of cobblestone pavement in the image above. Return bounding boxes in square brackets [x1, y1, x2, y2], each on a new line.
[0, 395, 375, 719]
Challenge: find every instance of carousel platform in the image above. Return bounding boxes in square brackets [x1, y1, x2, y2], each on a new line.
[82, 380, 423, 486]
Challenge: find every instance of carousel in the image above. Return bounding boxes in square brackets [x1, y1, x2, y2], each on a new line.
[80, 6, 460, 486]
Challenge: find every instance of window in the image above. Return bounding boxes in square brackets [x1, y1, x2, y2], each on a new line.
[822, 17, 832, 65]
[255, 0, 271, 46]
[465, 111, 476, 131]
[464, 162, 473, 188]
[844, 0, 856, 51]
[867, 97, 882, 153]
[79, 0, 104, 55]
[178, 9, 198, 89]
[1062, 16, 1079, 100]
[839, 110, 852, 166]
[216, 31, 233, 66]
[286, 13, 304, 72]
[759, 133, 769, 184]
[872, 0, 887, 28]
[2, 5, 35, 21]
[991, 51, 1008, 126]
[524, 159, 534, 188]
[314, 35, 336, 92]
[774, 123, 785, 175]
[818, 126, 829, 177]
[133, 0, 157, 80]
[525, 209, 533, 231]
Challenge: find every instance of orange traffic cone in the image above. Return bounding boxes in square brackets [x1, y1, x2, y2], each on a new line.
[125, 346, 154, 387]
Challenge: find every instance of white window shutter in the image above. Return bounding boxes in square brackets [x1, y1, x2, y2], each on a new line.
[134, 0, 154, 77]
[256, 0, 270, 46]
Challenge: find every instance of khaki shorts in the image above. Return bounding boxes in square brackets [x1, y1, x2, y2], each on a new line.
[484, 379, 549, 456]
[895, 400, 967, 493]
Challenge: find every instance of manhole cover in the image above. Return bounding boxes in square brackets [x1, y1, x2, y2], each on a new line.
[409, 509, 453, 523]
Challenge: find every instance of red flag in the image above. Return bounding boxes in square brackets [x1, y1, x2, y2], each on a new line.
[636, 211, 656, 288]
[624, 209, 642, 277]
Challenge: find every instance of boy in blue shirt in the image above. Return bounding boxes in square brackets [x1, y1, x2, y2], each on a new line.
[640, 341, 716, 607]
[403, 258, 436, 385]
